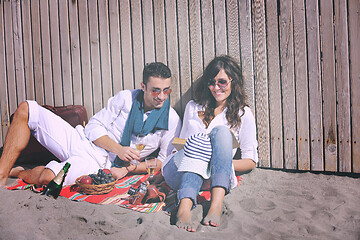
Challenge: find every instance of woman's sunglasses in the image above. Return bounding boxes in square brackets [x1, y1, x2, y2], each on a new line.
[150, 88, 172, 97]
[208, 79, 232, 89]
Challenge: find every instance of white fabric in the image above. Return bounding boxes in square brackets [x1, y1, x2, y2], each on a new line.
[162, 100, 258, 189]
[27, 100, 109, 186]
[177, 133, 212, 179]
[84, 89, 182, 163]
[26, 90, 181, 185]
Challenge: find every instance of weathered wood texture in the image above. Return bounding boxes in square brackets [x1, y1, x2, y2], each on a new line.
[0, 0, 359, 173]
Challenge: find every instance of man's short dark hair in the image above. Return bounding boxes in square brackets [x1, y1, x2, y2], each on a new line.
[143, 62, 171, 84]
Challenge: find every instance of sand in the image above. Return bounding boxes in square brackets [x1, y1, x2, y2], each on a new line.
[0, 168, 359, 240]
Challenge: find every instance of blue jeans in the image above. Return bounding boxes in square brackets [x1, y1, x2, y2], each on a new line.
[163, 125, 233, 206]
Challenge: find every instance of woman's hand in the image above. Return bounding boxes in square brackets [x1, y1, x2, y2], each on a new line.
[110, 166, 129, 180]
[237, 176, 244, 186]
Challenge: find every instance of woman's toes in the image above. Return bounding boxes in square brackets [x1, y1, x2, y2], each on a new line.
[202, 214, 221, 227]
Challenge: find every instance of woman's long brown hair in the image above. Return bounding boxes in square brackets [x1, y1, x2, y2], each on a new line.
[193, 55, 248, 129]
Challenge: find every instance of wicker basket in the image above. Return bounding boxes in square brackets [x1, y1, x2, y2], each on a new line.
[75, 175, 117, 195]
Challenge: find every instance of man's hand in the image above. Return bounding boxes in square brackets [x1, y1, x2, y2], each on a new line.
[92, 136, 140, 163]
[116, 146, 140, 162]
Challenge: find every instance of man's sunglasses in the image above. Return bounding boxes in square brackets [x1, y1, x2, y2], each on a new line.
[208, 79, 232, 89]
[150, 88, 172, 97]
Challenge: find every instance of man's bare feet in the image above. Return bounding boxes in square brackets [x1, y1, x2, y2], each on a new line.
[0, 176, 7, 187]
[176, 198, 196, 232]
[9, 166, 25, 178]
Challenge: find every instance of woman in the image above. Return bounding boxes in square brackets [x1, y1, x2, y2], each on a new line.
[162, 55, 258, 232]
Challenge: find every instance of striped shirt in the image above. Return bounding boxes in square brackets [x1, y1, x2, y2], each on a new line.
[183, 133, 212, 163]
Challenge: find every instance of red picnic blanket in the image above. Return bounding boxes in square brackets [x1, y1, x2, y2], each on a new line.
[6, 173, 214, 213]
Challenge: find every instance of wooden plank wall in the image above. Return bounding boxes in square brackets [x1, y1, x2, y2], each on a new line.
[0, 0, 359, 174]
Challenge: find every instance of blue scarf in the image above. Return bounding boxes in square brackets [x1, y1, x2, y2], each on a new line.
[120, 89, 170, 147]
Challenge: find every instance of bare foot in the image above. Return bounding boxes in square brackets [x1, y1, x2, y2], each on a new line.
[0, 177, 7, 187]
[0, 170, 10, 187]
[176, 208, 196, 232]
[9, 166, 25, 178]
[176, 198, 196, 232]
[202, 186, 225, 227]
[202, 210, 221, 227]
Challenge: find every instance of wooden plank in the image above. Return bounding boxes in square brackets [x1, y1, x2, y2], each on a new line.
[3, 0, 17, 114]
[98, 0, 112, 104]
[21, 0, 35, 100]
[153, 0, 167, 63]
[119, 0, 134, 90]
[213, 0, 227, 55]
[253, 0, 270, 168]
[68, 0, 83, 105]
[49, 0, 64, 106]
[12, 0, 26, 103]
[164, 0, 180, 111]
[88, 0, 102, 113]
[131, 0, 144, 89]
[201, 0, 215, 67]
[0, 2, 9, 144]
[349, 0, 360, 173]
[109, 0, 123, 94]
[38, 0, 51, 105]
[189, 0, 203, 100]
[279, 0, 297, 169]
[239, 0, 254, 110]
[334, 0, 351, 173]
[266, 0, 283, 169]
[174, 0, 190, 115]
[59, 0, 73, 105]
[320, 0, 337, 172]
[29, 0, 45, 105]
[141, 0, 155, 64]
[78, 0, 93, 117]
[306, 0, 323, 171]
[293, 0, 310, 170]
[226, 0, 240, 61]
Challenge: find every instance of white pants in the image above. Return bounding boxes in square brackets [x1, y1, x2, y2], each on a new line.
[27, 100, 110, 185]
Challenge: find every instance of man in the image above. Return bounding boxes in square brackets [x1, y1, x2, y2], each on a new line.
[0, 62, 181, 187]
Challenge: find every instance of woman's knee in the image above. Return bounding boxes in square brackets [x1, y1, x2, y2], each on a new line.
[209, 126, 233, 154]
[210, 125, 232, 140]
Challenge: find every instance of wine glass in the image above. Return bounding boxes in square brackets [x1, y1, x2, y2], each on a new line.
[131, 134, 146, 165]
[145, 156, 158, 181]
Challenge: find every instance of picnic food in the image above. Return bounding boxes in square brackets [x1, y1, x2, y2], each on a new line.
[88, 169, 115, 184]
[79, 175, 93, 184]
[75, 169, 117, 195]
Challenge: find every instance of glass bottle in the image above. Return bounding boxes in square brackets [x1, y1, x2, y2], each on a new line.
[42, 162, 71, 199]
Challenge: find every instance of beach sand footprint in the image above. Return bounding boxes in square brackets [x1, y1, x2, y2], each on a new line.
[256, 198, 276, 211]
[239, 198, 276, 214]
